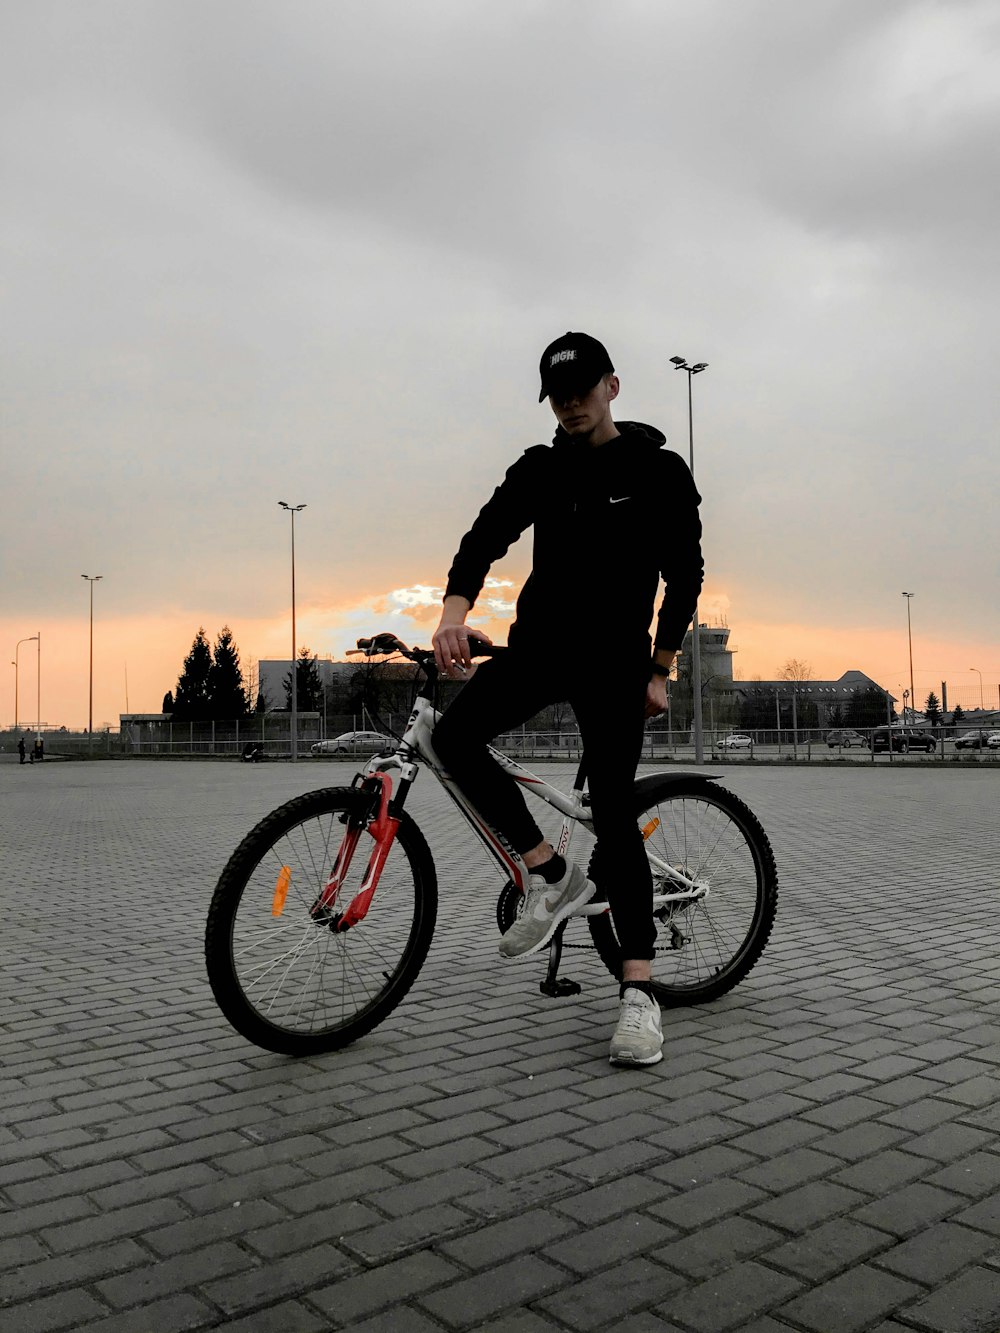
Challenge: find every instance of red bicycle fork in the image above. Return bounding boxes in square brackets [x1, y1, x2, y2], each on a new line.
[311, 775, 400, 931]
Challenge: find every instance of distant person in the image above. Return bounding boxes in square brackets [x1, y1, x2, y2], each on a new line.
[18, 736, 26, 765]
[431, 331, 703, 1066]
[33, 737, 44, 763]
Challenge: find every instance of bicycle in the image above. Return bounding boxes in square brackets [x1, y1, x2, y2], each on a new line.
[205, 633, 779, 1056]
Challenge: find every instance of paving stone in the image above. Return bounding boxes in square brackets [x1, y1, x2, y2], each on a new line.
[1, 1239, 150, 1305]
[203, 1242, 353, 1314]
[767, 1217, 893, 1281]
[459, 1169, 579, 1220]
[851, 1182, 967, 1237]
[542, 1210, 675, 1275]
[831, 1149, 934, 1195]
[735, 1146, 842, 1192]
[659, 1259, 803, 1331]
[73, 1294, 215, 1332]
[308, 1251, 462, 1323]
[873, 1221, 998, 1284]
[952, 1194, 1000, 1236]
[204, 1299, 329, 1332]
[652, 1143, 760, 1188]
[417, 1255, 566, 1329]
[653, 1216, 786, 1278]
[539, 1256, 685, 1331]
[0, 1286, 109, 1332]
[778, 1265, 922, 1332]
[342, 1203, 473, 1264]
[651, 1178, 768, 1230]
[477, 1135, 588, 1180]
[94, 1241, 254, 1308]
[748, 1180, 867, 1232]
[926, 1151, 1000, 1198]
[904, 1123, 995, 1162]
[437, 1206, 576, 1269]
[334, 1309, 445, 1333]
[818, 1120, 911, 1161]
[900, 1265, 1000, 1332]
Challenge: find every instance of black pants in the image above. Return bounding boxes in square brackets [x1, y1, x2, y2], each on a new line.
[433, 650, 655, 960]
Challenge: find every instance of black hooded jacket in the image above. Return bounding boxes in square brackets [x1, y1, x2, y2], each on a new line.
[444, 421, 703, 656]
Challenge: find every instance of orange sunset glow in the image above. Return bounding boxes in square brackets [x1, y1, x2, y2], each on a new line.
[5, 575, 995, 731]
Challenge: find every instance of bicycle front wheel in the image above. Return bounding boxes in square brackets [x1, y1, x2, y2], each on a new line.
[588, 778, 777, 1006]
[205, 787, 437, 1055]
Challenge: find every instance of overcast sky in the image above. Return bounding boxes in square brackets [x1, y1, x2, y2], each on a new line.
[3, 0, 998, 726]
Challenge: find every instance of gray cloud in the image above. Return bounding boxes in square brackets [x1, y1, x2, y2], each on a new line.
[2, 0, 996, 669]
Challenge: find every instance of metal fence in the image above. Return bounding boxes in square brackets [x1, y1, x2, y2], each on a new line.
[9, 719, 999, 764]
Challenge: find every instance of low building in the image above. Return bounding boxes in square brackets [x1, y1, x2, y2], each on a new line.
[729, 671, 895, 728]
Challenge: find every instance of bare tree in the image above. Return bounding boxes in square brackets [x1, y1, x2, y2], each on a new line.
[778, 658, 813, 682]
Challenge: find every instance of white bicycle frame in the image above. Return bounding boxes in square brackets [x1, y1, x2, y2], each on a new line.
[361, 693, 706, 913]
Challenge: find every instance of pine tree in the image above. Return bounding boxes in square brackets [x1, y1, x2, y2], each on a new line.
[162, 691, 174, 714]
[209, 626, 249, 719]
[924, 692, 942, 727]
[172, 629, 213, 721]
[284, 647, 323, 712]
[952, 703, 965, 726]
[846, 686, 888, 728]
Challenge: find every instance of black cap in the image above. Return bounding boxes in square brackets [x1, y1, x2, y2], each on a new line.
[538, 331, 614, 403]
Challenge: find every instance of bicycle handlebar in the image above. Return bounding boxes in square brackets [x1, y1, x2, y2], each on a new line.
[355, 633, 504, 670]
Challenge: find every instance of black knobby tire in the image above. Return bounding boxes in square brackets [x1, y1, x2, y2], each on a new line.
[587, 777, 778, 1007]
[205, 787, 437, 1055]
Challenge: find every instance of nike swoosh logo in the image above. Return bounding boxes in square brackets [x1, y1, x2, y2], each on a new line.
[532, 889, 562, 919]
[609, 496, 630, 504]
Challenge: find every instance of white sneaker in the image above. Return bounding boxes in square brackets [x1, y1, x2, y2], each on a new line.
[609, 987, 663, 1066]
[498, 861, 595, 959]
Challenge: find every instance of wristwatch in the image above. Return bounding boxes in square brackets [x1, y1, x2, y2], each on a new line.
[649, 661, 671, 678]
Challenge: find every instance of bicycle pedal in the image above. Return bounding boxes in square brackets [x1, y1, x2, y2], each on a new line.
[539, 977, 582, 998]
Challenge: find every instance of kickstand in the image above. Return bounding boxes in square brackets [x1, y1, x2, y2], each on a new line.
[539, 922, 582, 998]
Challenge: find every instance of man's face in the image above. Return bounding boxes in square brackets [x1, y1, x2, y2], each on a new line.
[548, 373, 620, 441]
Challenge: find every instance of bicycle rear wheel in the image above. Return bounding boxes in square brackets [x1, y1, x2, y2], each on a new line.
[205, 787, 437, 1055]
[588, 777, 777, 1006]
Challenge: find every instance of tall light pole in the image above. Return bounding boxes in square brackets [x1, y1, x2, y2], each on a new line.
[969, 666, 984, 712]
[670, 356, 708, 762]
[81, 575, 103, 744]
[902, 592, 915, 721]
[14, 636, 38, 730]
[278, 502, 306, 762]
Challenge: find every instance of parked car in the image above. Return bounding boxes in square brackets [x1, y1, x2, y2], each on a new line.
[826, 729, 867, 749]
[988, 733, 1000, 749]
[953, 730, 991, 750]
[717, 733, 753, 750]
[311, 731, 395, 756]
[869, 726, 936, 753]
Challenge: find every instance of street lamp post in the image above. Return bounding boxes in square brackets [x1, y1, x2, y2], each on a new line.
[81, 575, 103, 745]
[902, 592, 915, 721]
[670, 356, 708, 762]
[278, 502, 306, 762]
[13, 636, 39, 731]
[969, 666, 983, 712]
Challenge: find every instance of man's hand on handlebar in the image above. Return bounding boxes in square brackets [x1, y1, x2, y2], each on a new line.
[645, 676, 668, 719]
[433, 598, 493, 678]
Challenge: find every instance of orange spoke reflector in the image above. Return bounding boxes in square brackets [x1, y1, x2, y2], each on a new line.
[272, 866, 292, 917]
[641, 817, 661, 841]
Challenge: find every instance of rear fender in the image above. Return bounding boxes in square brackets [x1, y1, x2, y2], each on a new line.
[633, 771, 721, 808]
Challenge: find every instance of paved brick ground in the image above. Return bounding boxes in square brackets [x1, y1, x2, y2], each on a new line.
[1, 758, 999, 1332]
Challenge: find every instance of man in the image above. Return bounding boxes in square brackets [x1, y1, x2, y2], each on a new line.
[432, 332, 703, 1066]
